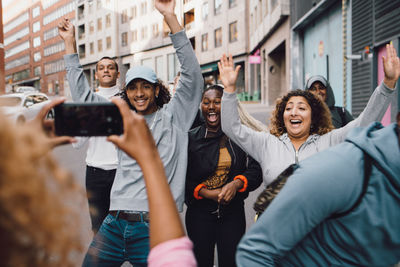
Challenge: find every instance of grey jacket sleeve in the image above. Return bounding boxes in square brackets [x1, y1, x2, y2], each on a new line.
[324, 82, 395, 145]
[165, 30, 203, 132]
[63, 54, 107, 103]
[221, 92, 269, 164]
[236, 144, 363, 266]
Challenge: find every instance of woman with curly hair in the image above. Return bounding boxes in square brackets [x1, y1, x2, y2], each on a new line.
[218, 43, 399, 186]
[0, 99, 87, 267]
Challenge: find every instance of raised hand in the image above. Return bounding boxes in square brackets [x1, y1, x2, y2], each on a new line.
[155, 0, 175, 16]
[107, 98, 158, 165]
[383, 42, 400, 89]
[58, 18, 75, 41]
[23, 98, 76, 155]
[58, 18, 77, 54]
[218, 54, 241, 93]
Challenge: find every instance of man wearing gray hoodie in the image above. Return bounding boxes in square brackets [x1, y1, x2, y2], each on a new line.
[305, 75, 353, 128]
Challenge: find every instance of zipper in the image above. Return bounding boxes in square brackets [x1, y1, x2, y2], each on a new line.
[228, 138, 236, 165]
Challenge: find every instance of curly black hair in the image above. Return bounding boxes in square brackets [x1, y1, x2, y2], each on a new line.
[117, 79, 171, 111]
[270, 89, 334, 137]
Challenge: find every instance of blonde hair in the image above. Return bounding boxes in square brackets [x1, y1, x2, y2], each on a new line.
[0, 114, 86, 266]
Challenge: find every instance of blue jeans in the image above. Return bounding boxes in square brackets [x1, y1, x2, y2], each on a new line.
[82, 213, 150, 267]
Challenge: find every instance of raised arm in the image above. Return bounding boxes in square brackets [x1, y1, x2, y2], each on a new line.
[58, 18, 106, 103]
[327, 43, 399, 145]
[156, 0, 203, 131]
[219, 54, 269, 163]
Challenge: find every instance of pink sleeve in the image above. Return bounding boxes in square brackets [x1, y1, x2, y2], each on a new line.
[148, 236, 197, 267]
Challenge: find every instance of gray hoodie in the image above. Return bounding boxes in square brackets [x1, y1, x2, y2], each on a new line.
[64, 30, 203, 212]
[221, 82, 395, 185]
[305, 75, 353, 128]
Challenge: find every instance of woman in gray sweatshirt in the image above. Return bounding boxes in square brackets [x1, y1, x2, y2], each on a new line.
[218, 45, 399, 186]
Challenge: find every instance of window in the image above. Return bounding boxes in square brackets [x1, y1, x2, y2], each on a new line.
[33, 36, 41, 47]
[106, 36, 111, 49]
[5, 41, 29, 58]
[5, 55, 29, 70]
[89, 21, 94, 34]
[98, 39, 103, 52]
[79, 44, 86, 58]
[202, 2, 208, 20]
[132, 30, 137, 42]
[34, 52, 41, 62]
[34, 66, 41, 76]
[229, 21, 237, 42]
[155, 56, 164, 81]
[131, 6, 137, 19]
[90, 42, 94, 54]
[201, 33, 208, 51]
[141, 27, 148, 40]
[121, 32, 128, 47]
[32, 6, 40, 18]
[141, 58, 152, 68]
[152, 24, 159, 37]
[97, 0, 102, 9]
[141, 2, 147, 15]
[214, 27, 222, 47]
[43, 2, 74, 25]
[13, 69, 30, 81]
[121, 9, 128, 23]
[229, 0, 236, 8]
[106, 14, 111, 27]
[33, 21, 40, 32]
[4, 27, 29, 46]
[167, 53, 179, 81]
[214, 0, 222, 14]
[97, 18, 102, 31]
[4, 12, 28, 33]
[44, 59, 64, 75]
[44, 41, 65, 56]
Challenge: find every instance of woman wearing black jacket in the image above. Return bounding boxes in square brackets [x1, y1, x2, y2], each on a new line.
[185, 85, 262, 267]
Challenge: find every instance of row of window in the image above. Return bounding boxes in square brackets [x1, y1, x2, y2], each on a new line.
[4, 27, 29, 46]
[43, 2, 74, 25]
[201, 21, 237, 51]
[5, 55, 30, 71]
[44, 59, 65, 75]
[84, 37, 112, 57]
[121, 1, 153, 23]
[4, 12, 29, 34]
[5, 41, 30, 59]
[44, 42, 65, 57]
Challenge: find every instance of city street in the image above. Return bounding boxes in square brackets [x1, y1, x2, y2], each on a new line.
[52, 103, 271, 265]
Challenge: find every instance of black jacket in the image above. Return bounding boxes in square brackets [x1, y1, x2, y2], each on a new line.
[305, 75, 353, 128]
[185, 124, 262, 212]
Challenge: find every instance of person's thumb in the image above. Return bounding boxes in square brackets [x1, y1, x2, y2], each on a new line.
[107, 135, 122, 147]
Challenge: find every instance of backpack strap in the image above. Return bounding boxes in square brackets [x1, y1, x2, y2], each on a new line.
[328, 152, 372, 219]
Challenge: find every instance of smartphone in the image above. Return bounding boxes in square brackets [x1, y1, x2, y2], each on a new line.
[54, 102, 123, 136]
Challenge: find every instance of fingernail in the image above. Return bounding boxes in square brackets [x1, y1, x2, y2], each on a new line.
[390, 41, 393, 45]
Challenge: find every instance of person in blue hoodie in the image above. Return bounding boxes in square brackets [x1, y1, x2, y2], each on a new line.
[236, 114, 400, 266]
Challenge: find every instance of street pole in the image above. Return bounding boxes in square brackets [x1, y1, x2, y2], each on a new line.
[0, 0, 5, 94]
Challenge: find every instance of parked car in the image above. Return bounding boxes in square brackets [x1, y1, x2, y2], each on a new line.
[15, 86, 39, 93]
[0, 92, 52, 123]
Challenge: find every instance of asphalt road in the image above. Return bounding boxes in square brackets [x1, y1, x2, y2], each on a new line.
[52, 103, 272, 266]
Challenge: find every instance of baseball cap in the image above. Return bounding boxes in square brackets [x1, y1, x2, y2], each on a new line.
[125, 66, 158, 86]
[305, 75, 327, 90]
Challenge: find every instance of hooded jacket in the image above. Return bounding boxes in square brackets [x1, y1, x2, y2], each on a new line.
[222, 82, 395, 186]
[236, 122, 400, 266]
[305, 75, 353, 128]
[185, 124, 262, 213]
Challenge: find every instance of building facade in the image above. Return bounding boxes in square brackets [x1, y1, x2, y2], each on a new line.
[248, 0, 290, 105]
[291, 0, 399, 123]
[3, 0, 75, 95]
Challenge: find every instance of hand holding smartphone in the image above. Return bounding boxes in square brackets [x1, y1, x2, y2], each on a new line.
[54, 102, 123, 136]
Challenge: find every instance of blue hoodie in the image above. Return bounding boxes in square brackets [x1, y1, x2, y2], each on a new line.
[236, 122, 400, 266]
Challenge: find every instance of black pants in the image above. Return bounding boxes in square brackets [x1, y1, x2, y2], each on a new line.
[185, 204, 246, 267]
[85, 166, 116, 233]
